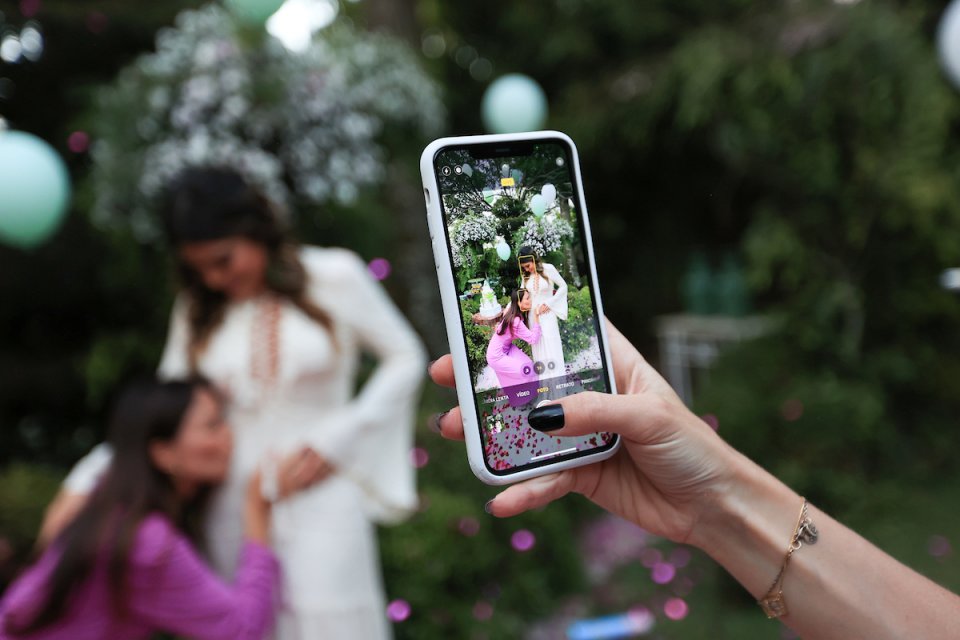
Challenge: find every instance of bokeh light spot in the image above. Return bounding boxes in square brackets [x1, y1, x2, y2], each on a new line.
[368, 257, 391, 281]
[781, 399, 804, 422]
[473, 600, 494, 621]
[700, 413, 719, 431]
[651, 561, 676, 585]
[928, 534, 952, 558]
[511, 529, 536, 552]
[663, 597, 688, 621]
[410, 447, 429, 468]
[458, 516, 480, 537]
[386, 599, 411, 622]
[68, 131, 90, 154]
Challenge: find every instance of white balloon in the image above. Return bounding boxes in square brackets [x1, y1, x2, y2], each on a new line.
[541, 183, 557, 206]
[938, 0, 960, 90]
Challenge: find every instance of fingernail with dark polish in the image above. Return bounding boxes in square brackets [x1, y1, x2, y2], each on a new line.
[484, 499, 495, 514]
[527, 404, 565, 431]
[430, 410, 449, 434]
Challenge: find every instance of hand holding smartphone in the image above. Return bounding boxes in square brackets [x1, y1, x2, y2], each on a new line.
[421, 131, 620, 485]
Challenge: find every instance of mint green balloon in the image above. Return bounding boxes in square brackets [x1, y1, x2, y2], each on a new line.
[481, 74, 548, 134]
[224, 0, 286, 26]
[529, 194, 547, 217]
[0, 131, 71, 249]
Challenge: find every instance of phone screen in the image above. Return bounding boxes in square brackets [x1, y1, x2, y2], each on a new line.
[433, 138, 616, 475]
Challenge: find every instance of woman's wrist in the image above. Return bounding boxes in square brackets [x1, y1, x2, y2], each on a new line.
[687, 450, 801, 599]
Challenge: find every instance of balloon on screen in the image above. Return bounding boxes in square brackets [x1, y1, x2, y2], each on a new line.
[541, 183, 557, 206]
[496, 242, 511, 261]
[225, 0, 286, 26]
[529, 194, 547, 217]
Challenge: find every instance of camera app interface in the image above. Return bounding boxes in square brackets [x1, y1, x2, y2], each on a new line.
[434, 141, 615, 474]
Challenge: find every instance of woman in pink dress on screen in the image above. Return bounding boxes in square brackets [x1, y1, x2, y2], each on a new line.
[0, 378, 324, 640]
[486, 289, 543, 406]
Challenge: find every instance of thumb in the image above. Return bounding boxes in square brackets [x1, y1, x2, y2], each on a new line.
[527, 391, 656, 440]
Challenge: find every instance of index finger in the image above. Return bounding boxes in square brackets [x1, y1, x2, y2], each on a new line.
[428, 354, 456, 389]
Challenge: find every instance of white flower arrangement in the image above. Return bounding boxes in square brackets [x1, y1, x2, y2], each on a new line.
[450, 213, 497, 267]
[88, 3, 444, 240]
[517, 215, 574, 256]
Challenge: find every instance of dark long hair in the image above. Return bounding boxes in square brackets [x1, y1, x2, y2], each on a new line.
[518, 245, 545, 277]
[159, 166, 334, 369]
[498, 288, 531, 336]
[3, 379, 214, 635]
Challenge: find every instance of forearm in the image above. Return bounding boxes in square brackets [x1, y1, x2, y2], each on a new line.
[243, 497, 271, 545]
[692, 453, 960, 640]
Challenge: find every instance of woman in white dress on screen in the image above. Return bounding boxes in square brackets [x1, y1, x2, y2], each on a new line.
[518, 245, 568, 378]
[49, 167, 426, 639]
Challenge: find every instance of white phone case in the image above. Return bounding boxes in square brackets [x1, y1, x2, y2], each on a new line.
[420, 130, 620, 485]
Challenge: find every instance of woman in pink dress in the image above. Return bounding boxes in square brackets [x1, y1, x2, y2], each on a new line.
[0, 379, 324, 640]
[486, 289, 543, 406]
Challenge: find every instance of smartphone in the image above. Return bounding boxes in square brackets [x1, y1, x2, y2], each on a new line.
[421, 131, 620, 485]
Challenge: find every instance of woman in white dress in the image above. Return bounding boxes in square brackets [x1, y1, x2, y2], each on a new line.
[518, 246, 568, 378]
[49, 167, 426, 639]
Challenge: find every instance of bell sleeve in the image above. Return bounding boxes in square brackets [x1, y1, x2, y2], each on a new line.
[303, 249, 427, 524]
[157, 293, 192, 379]
[543, 263, 569, 321]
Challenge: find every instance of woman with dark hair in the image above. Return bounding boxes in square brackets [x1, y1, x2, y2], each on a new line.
[0, 379, 325, 639]
[50, 167, 426, 638]
[518, 246, 568, 378]
[486, 289, 542, 405]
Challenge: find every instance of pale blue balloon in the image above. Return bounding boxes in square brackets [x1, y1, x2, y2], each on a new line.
[938, 0, 960, 89]
[481, 74, 548, 134]
[225, 0, 286, 26]
[529, 194, 547, 217]
[0, 131, 71, 249]
[496, 242, 511, 261]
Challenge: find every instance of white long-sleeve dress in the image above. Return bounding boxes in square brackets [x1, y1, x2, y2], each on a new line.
[522, 262, 568, 377]
[64, 246, 426, 639]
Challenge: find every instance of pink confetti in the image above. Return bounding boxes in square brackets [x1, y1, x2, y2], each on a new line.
[673, 576, 695, 597]
[626, 606, 655, 634]
[640, 548, 662, 568]
[669, 546, 692, 568]
[663, 597, 688, 621]
[651, 561, 676, 585]
[473, 600, 494, 621]
[781, 399, 804, 422]
[368, 257, 391, 281]
[928, 535, 952, 558]
[386, 599, 411, 622]
[511, 529, 536, 552]
[20, 0, 41, 18]
[67, 131, 89, 154]
[700, 413, 719, 431]
[410, 447, 429, 468]
[86, 12, 108, 34]
[458, 516, 480, 537]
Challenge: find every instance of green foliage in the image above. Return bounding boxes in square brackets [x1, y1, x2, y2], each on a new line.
[0, 464, 63, 552]
[561, 286, 596, 358]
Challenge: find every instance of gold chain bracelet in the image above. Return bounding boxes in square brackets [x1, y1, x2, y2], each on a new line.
[758, 497, 819, 618]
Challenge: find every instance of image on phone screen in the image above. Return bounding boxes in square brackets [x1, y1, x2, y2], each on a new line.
[433, 139, 616, 475]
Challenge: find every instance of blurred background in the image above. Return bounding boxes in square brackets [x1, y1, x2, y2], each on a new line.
[2, 0, 960, 638]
